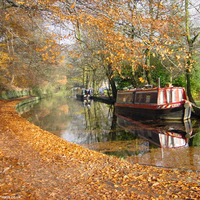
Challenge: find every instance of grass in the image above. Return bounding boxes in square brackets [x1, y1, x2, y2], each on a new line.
[195, 101, 200, 107]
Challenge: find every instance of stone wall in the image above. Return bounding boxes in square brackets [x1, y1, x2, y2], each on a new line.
[0, 90, 31, 100]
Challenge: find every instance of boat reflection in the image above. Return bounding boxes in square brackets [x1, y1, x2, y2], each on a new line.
[83, 99, 92, 107]
[116, 114, 192, 148]
[17, 97, 200, 170]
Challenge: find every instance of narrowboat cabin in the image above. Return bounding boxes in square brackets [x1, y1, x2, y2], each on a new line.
[115, 86, 192, 121]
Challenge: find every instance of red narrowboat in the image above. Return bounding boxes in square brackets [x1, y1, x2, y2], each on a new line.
[115, 85, 192, 120]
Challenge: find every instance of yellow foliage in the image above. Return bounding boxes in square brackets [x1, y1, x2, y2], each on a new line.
[57, 76, 67, 85]
[68, 64, 74, 68]
[0, 51, 10, 67]
[71, 2, 75, 9]
[139, 77, 145, 83]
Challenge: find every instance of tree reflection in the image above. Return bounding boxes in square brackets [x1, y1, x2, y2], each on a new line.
[18, 96, 200, 170]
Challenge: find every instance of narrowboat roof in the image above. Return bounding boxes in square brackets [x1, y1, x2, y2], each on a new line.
[117, 86, 185, 93]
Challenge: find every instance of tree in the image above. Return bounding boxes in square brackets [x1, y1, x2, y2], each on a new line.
[0, 0, 67, 90]
[185, 0, 200, 104]
[1, 0, 200, 100]
[67, 1, 190, 95]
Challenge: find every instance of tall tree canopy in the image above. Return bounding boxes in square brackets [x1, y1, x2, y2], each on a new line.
[66, 0, 200, 98]
[1, 0, 200, 101]
[0, 0, 68, 90]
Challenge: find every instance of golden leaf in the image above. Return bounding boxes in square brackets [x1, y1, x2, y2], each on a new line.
[71, 2, 75, 9]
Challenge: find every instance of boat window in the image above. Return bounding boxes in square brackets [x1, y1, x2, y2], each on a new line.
[166, 90, 171, 103]
[172, 89, 177, 103]
[179, 89, 183, 101]
[126, 93, 133, 102]
[135, 92, 157, 104]
[135, 93, 145, 103]
[150, 92, 158, 103]
[159, 90, 164, 104]
[117, 93, 133, 103]
[146, 94, 150, 103]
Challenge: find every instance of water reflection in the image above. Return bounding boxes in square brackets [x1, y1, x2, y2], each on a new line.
[117, 115, 191, 148]
[18, 97, 115, 144]
[17, 96, 200, 171]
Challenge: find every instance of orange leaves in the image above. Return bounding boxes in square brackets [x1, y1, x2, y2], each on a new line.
[0, 0, 71, 88]
[139, 77, 145, 83]
[68, 64, 74, 68]
[175, 55, 181, 60]
[68, 50, 82, 59]
[56, 75, 67, 85]
[75, 0, 189, 74]
[35, 38, 63, 64]
[71, 2, 75, 9]
[16, 1, 25, 5]
[0, 51, 10, 67]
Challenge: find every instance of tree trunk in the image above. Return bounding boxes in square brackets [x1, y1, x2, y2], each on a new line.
[185, 0, 195, 105]
[109, 77, 117, 101]
[145, 70, 153, 85]
[145, 49, 153, 85]
[168, 71, 172, 85]
[145, 0, 154, 86]
[10, 74, 15, 85]
[186, 69, 195, 104]
[107, 63, 117, 102]
[85, 69, 89, 89]
[184, 0, 200, 116]
[131, 64, 139, 88]
[92, 68, 97, 95]
[82, 68, 85, 88]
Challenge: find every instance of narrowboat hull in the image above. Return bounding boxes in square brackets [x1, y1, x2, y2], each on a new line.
[115, 102, 191, 120]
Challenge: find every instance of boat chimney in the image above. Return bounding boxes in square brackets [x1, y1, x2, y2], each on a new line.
[157, 78, 160, 88]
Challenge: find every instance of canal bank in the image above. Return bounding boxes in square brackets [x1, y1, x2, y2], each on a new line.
[0, 98, 200, 199]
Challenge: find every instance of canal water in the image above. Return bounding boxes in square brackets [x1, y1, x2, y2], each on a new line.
[17, 96, 200, 171]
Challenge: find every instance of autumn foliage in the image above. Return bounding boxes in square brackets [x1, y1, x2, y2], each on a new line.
[0, 0, 67, 90]
[1, 0, 200, 92]
[68, 0, 193, 84]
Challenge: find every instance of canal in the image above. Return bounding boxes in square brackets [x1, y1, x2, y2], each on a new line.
[17, 96, 200, 171]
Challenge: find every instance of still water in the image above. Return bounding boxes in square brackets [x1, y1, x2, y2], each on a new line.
[17, 96, 200, 171]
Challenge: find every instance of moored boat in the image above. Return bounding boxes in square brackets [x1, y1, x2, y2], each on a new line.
[115, 83, 192, 121]
[76, 88, 93, 101]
